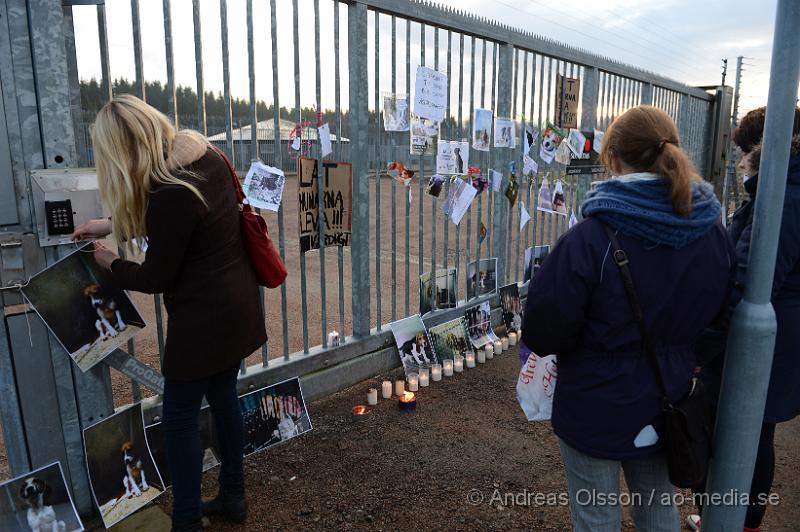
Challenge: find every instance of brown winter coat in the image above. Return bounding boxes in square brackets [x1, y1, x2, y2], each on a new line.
[111, 147, 267, 380]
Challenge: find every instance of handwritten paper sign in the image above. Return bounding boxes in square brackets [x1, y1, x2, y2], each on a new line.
[318, 123, 333, 157]
[414, 66, 448, 123]
[298, 157, 352, 253]
[555, 74, 580, 129]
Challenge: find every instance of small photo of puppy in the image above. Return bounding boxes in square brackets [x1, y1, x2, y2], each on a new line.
[0, 462, 83, 532]
[19, 476, 66, 532]
[84, 283, 127, 341]
[120, 442, 150, 499]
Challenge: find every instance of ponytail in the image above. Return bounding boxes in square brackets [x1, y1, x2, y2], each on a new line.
[601, 105, 701, 217]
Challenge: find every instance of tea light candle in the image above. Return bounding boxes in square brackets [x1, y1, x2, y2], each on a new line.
[395, 379, 405, 396]
[485, 343, 494, 357]
[485, 345, 494, 360]
[509, 331, 518, 346]
[443, 359, 454, 376]
[476, 349, 485, 364]
[494, 340, 503, 355]
[466, 352, 477, 367]
[351, 405, 371, 421]
[367, 388, 378, 405]
[382, 380, 392, 399]
[502, 337, 509, 351]
[454, 355, 464, 372]
[419, 368, 430, 387]
[408, 373, 419, 391]
[398, 391, 417, 412]
[431, 363, 443, 381]
[328, 330, 340, 346]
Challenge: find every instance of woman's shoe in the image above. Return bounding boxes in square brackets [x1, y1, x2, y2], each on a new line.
[202, 492, 248, 524]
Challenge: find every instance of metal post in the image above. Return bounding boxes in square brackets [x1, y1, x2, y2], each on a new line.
[640, 82, 653, 106]
[348, 2, 371, 337]
[703, 1, 800, 529]
[574, 65, 598, 220]
[491, 43, 513, 285]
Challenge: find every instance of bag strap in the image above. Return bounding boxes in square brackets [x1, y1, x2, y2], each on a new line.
[210, 145, 249, 208]
[602, 224, 673, 409]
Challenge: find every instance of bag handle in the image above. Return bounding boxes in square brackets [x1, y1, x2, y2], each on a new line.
[602, 224, 673, 410]
[210, 145, 249, 209]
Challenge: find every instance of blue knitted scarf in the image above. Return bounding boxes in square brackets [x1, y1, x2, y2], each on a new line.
[581, 173, 721, 248]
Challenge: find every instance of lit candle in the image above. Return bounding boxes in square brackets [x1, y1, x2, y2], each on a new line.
[408, 373, 419, 391]
[476, 349, 485, 364]
[443, 359, 454, 377]
[395, 379, 405, 397]
[485, 342, 494, 357]
[494, 340, 503, 355]
[351, 405, 371, 421]
[328, 330, 340, 346]
[367, 388, 378, 405]
[419, 368, 430, 387]
[485, 345, 494, 360]
[382, 380, 392, 399]
[454, 355, 464, 372]
[502, 337, 509, 351]
[466, 352, 477, 367]
[509, 332, 518, 346]
[432, 363, 443, 381]
[398, 391, 417, 412]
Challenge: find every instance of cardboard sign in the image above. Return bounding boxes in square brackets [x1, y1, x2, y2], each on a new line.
[555, 74, 580, 129]
[298, 158, 352, 253]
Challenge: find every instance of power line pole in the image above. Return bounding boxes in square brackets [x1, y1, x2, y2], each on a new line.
[728, 56, 744, 210]
[721, 58, 728, 86]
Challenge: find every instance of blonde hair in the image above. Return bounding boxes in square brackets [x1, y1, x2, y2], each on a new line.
[600, 105, 700, 216]
[91, 94, 207, 253]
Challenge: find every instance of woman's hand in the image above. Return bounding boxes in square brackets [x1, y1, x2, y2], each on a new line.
[72, 218, 112, 241]
[94, 242, 119, 271]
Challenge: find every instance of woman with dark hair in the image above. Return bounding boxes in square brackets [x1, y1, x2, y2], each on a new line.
[522, 106, 735, 531]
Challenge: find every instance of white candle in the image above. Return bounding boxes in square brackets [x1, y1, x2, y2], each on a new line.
[476, 349, 485, 364]
[494, 340, 503, 355]
[454, 355, 464, 372]
[367, 388, 378, 405]
[328, 330, 340, 346]
[502, 337, 509, 351]
[485, 343, 494, 356]
[509, 332, 518, 346]
[443, 359, 454, 376]
[485, 345, 494, 360]
[381, 380, 392, 399]
[432, 364, 443, 381]
[408, 373, 419, 391]
[419, 368, 430, 387]
[466, 352, 477, 367]
[395, 379, 405, 396]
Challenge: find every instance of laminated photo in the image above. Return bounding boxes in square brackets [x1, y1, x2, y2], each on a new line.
[383, 93, 410, 132]
[0, 462, 84, 532]
[537, 175, 553, 212]
[524, 124, 539, 155]
[413, 66, 448, 123]
[539, 122, 563, 164]
[441, 177, 477, 226]
[22, 243, 146, 372]
[410, 114, 439, 156]
[240, 377, 312, 456]
[390, 315, 439, 377]
[569, 210, 579, 229]
[552, 179, 568, 216]
[593, 129, 605, 153]
[465, 301, 500, 349]
[523, 154, 538, 176]
[419, 268, 458, 315]
[490, 169, 503, 192]
[426, 174, 445, 197]
[555, 139, 572, 165]
[243, 161, 286, 212]
[478, 221, 488, 245]
[494, 117, 516, 148]
[520, 202, 531, 231]
[428, 318, 473, 361]
[505, 174, 519, 206]
[388, 160, 416, 187]
[436, 140, 469, 175]
[472, 108, 493, 152]
[466, 257, 498, 300]
[524, 245, 551, 282]
[566, 128, 587, 157]
[83, 403, 164, 529]
[146, 406, 220, 488]
[500, 283, 523, 333]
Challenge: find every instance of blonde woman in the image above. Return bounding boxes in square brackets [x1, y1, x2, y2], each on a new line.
[73, 95, 266, 532]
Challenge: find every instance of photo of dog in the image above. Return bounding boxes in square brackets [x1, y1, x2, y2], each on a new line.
[83, 403, 164, 529]
[0, 462, 83, 532]
[239, 377, 312, 457]
[419, 268, 458, 315]
[466, 258, 498, 300]
[539, 122, 564, 164]
[390, 314, 439, 377]
[22, 243, 146, 372]
[465, 301, 500, 350]
[500, 283, 523, 333]
[428, 318, 473, 362]
[387, 160, 415, 187]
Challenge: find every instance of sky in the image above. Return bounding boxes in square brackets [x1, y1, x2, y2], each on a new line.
[71, 0, 781, 122]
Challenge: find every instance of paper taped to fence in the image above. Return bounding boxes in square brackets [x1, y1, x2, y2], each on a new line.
[383, 93, 410, 132]
[244, 161, 285, 212]
[298, 157, 352, 253]
[414, 66, 447, 122]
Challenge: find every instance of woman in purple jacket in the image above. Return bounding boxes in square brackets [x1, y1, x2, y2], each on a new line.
[522, 106, 736, 532]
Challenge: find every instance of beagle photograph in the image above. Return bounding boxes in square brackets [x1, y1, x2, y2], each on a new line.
[0, 462, 83, 532]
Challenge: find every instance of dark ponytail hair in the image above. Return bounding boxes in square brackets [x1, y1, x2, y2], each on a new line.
[599, 105, 700, 216]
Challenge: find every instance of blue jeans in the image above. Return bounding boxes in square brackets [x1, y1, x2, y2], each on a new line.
[559, 439, 680, 532]
[163, 365, 244, 525]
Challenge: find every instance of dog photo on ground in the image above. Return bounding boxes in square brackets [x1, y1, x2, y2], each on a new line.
[465, 301, 500, 349]
[466, 257, 498, 300]
[146, 406, 221, 488]
[0, 461, 83, 532]
[22, 243, 146, 372]
[240, 377, 313, 457]
[428, 318, 473, 362]
[500, 283, 523, 333]
[83, 403, 164, 529]
[390, 314, 439, 377]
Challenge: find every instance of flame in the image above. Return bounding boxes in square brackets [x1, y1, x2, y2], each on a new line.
[400, 391, 416, 402]
[352, 405, 369, 415]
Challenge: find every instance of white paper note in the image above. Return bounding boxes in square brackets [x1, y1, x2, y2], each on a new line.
[490, 169, 503, 192]
[494, 117, 515, 148]
[318, 123, 333, 157]
[443, 178, 477, 225]
[524, 125, 539, 156]
[569, 210, 579, 229]
[291, 135, 301, 151]
[593, 129, 605, 154]
[523, 154, 538, 176]
[567, 128, 587, 157]
[414, 66, 448, 123]
[519, 202, 531, 231]
[243, 161, 286, 212]
[555, 139, 572, 165]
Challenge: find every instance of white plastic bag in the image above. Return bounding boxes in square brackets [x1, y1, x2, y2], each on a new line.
[516, 342, 558, 421]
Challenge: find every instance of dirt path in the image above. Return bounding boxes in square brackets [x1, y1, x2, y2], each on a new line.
[153, 348, 799, 531]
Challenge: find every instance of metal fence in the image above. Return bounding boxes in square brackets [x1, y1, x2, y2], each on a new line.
[0, 0, 721, 516]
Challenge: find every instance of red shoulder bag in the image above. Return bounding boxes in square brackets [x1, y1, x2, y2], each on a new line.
[212, 146, 288, 288]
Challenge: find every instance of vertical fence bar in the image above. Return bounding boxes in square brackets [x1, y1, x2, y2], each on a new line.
[491, 42, 513, 285]
[390, 15, 397, 322]
[442, 29, 451, 279]
[404, 18, 410, 317]
[455, 33, 463, 302]
[515, 49, 528, 281]
[465, 36, 474, 297]
[220, 0, 233, 161]
[475, 40, 487, 289]
[163, 0, 177, 126]
[374, 9, 383, 325]
[130, 0, 145, 99]
[335, 1, 346, 338]
[418, 24, 426, 301]
[192, 0, 206, 135]
[429, 27, 438, 311]
[314, 0, 328, 347]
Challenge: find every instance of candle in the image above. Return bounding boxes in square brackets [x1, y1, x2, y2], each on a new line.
[419, 368, 430, 387]
[395, 379, 405, 397]
[432, 363, 443, 381]
[466, 352, 477, 367]
[398, 391, 417, 412]
[485, 343, 494, 357]
[454, 355, 464, 372]
[485, 345, 494, 360]
[443, 359, 454, 377]
[494, 340, 503, 355]
[351, 405, 371, 421]
[509, 332, 518, 346]
[475, 349, 484, 364]
[367, 388, 378, 405]
[381, 380, 392, 399]
[502, 337, 509, 351]
[408, 373, 419, 391]
[328, 330, 340, 347]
